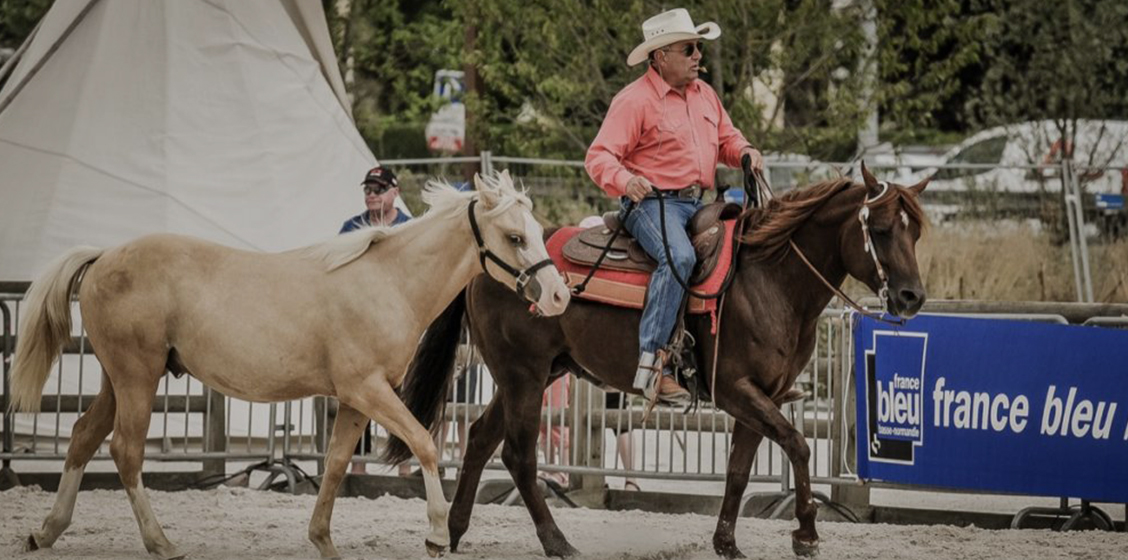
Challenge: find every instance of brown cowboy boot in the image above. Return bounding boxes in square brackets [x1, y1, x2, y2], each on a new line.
[656, 374, 691, 406]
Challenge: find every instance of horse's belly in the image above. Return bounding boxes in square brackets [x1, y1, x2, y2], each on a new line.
[182, 360, 332, 403]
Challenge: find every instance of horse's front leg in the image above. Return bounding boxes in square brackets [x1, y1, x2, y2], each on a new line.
[716, 378, 819, 557]
[344, 378, 450, 557]
[713, 421, 765, 559]
[308, 402, 368, 558]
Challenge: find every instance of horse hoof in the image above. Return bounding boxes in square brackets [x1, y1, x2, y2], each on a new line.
[25, 534, 40, 552]
[714, 543, 745, 559]
[792, 536, 819, 557]
[546, 542, 580, 558]
[425, 539, 447, 558]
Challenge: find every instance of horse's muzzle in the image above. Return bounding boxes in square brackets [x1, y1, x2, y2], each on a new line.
[890, 286, 926, 318]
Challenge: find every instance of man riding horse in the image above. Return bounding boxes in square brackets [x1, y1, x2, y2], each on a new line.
[585, 8, 764, 406]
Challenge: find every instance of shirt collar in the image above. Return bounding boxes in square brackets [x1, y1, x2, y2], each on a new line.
[644, 65, 700, 98]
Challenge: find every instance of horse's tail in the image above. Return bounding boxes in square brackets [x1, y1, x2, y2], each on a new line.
[9, 247, 104, 412]
[381, 290, 466, 466]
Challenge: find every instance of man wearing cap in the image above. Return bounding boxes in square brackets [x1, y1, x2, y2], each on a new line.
[585, 8, 764, 406]
[339, 165, 410, 474]
[340, 166, 410, 233]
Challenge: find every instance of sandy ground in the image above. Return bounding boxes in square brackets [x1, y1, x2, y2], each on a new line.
[3, 485, 1126, 560]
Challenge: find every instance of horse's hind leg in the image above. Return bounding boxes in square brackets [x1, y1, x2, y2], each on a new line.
[109, 370, 181, 560]
[26, 376, 117, 551]
[307, 403, 367, 559]
[343, 377, 449, 557]
[498, 377, 578, 558]
[448, 396, 506, 552]
[717, 381, 818, 557]
[712, 422, 764, 559]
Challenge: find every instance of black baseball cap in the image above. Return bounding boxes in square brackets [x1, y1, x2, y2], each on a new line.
[361, 166, 398, 188]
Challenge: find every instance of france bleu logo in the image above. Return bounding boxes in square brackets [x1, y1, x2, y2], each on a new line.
[864, 331, 928, 465]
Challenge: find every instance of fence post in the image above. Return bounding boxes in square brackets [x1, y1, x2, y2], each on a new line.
[1, 300, 19, 488]
[1063, 159, 1095, 303]
[1069, 159, 1095, 302]
[202, 387, 226, 478]
[830, 311, 870, 517]
[313, 396, 330, 475]
[571, 379, 605, 492]
[480, 150, 493, 177]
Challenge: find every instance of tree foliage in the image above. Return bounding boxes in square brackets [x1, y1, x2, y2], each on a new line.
[8, 1, 1126, 161]
[968, 0, 1128, 129]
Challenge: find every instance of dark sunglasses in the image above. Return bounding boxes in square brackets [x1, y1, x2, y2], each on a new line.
[363, 184, 393, 196]
[666, 42, 703, 57]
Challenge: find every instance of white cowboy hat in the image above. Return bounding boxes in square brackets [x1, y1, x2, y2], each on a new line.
[626, 8, 721, 67]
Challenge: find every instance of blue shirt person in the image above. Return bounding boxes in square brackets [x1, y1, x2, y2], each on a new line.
[340, 166, 411, 233]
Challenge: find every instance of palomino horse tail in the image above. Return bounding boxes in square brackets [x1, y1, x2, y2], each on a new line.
[9, 247, 104, 412]
[382, 290, 466, 465]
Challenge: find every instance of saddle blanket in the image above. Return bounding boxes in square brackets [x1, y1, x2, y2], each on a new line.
[546, 220, 737, 315]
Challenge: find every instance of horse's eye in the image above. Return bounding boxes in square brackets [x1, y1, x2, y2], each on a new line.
[508, 234, 525, 246]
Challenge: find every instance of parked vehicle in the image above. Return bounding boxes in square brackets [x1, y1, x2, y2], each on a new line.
[917, 120, 1128, 194]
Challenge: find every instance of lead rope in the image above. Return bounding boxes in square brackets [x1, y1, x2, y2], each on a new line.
[708, 156, 763, 403]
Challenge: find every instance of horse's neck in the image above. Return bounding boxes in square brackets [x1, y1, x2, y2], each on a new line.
[748, 188, 862, 323]
[346, 203, 480, 327]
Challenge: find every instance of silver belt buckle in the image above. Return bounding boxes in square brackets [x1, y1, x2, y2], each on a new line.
[682, 185, 701, 199]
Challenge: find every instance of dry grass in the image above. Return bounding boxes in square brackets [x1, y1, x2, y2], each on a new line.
[870, 222, 1128, 303]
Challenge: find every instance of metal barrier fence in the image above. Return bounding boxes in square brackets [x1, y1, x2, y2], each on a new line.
[4, 281, 1128, 524]
[0, 280, 855, 500]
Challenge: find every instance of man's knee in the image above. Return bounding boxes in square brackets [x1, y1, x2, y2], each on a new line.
[670, 246, 695, 275]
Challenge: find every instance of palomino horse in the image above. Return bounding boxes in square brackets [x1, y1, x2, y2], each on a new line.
[386, 164, 928, 558]
[8, 171, 570, 559]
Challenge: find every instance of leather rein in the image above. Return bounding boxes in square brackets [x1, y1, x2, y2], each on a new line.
[786, 181, 905, 326]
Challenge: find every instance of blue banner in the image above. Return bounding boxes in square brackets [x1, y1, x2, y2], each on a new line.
[855, 313, 1128, 502]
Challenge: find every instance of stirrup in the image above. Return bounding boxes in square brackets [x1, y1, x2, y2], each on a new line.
[633, 351, 661, 397]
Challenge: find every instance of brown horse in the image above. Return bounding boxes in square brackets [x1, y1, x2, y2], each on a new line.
[385, 164, 928, 558]
[8, 171, 570, 559]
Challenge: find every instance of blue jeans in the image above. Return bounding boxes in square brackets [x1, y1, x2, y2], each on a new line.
[621, 196, 703, 356]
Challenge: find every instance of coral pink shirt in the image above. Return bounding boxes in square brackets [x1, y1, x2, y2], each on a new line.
[585, 67, 752, 198]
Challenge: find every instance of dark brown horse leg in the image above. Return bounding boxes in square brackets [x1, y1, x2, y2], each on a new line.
[719, 381, 819, 557]
[499, 384, 579, 558]
[448, 397, 506, 552]
[712, 421, 765, 559]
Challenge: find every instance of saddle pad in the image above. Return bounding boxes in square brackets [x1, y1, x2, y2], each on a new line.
[546, 220, 738, 314]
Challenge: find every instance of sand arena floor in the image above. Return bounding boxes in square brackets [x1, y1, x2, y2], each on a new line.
[3, 485, 1127, 560]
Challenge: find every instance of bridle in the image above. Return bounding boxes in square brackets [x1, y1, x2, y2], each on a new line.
[787, 181, 905, 326]
[467, 198, 555, 305]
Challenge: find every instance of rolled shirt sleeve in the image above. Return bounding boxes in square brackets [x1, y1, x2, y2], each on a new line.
[585, 92, 644, 198]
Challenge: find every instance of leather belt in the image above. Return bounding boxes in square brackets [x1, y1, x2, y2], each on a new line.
[663, 184, 703, 200]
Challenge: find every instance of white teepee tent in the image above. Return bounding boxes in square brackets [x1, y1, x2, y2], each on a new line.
[0, 0, 399, 282]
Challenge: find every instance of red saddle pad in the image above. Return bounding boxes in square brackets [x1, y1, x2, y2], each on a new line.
[546, 220, 738, 316]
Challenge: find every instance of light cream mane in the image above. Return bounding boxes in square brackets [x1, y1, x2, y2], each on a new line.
[296, 172, 531, 271]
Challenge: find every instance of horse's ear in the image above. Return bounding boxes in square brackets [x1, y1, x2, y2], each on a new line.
[474, 173, 500, 209]
[499, 169, 513, 191]
[860, 161, 882, 198]
[908, 176, 930, 195]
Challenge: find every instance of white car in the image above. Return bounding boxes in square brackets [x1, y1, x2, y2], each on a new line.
[920, 120, 1128, 194]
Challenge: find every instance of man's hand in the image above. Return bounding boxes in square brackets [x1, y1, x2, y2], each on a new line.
[624, 175, 654, 202]
[741, 147, 764, 172]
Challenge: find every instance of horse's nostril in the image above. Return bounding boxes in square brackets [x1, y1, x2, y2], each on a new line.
[901, 289, 920, 304]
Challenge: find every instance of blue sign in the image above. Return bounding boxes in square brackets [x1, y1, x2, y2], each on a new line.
[1095, 193, 1124, 210]
[855, 314, 1128, 502]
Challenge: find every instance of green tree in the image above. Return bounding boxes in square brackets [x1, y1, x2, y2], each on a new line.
[0, 0, 50, 51]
